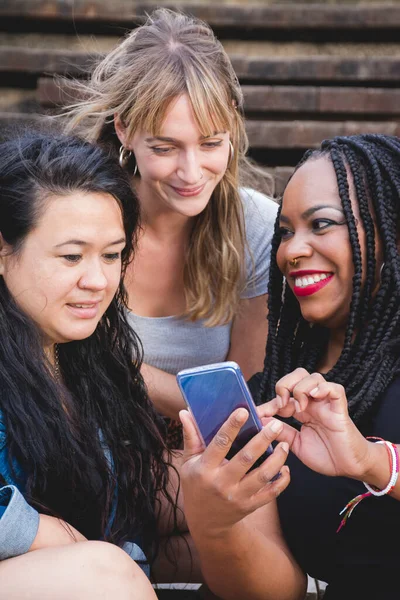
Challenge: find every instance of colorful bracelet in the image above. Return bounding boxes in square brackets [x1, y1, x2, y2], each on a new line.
[363, 440, 399, 496]
[337, 437, 399, 533]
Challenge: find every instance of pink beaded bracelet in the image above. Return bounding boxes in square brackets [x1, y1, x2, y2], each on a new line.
[337, 437, 399, 533]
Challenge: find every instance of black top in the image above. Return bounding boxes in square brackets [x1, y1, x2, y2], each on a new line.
[248, 375, 400, 600]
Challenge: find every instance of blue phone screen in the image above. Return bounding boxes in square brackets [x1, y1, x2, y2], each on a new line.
[177, 363, 273, 460]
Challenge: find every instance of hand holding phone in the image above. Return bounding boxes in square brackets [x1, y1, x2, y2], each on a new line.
[178, 402, 289, 546]
[177, 361, 279, 477]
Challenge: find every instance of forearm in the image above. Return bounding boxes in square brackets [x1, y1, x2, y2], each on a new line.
[141, 362, 185, 420]
[178, 407, 304, 600]
[152, 531, 203, 584]
[190, 519, 306, 600]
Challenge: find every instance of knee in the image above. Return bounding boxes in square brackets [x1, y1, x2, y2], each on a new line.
[77, 541, 152, 597]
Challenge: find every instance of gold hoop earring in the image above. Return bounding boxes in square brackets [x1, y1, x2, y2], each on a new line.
[228, 140, 235, 167]
[289, 257, 299, 267]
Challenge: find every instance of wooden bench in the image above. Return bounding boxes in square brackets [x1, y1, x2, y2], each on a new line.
[1, 1, 400, 197]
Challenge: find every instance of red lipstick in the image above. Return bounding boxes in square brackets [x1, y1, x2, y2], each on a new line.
[290, 271, 334, 297]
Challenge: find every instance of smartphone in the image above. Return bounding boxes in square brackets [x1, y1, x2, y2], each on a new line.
[177, 361, 277, 473]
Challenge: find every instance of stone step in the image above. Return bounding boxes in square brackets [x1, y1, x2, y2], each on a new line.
[2, 33, 400, 59]
[1, 48, 400, 85]
[35, 78, 400, 116]
[1, 1, 400, 32]
[2, 112, 398, 149]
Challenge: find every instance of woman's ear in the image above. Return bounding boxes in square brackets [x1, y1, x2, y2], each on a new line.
[114, 114, 129, 147]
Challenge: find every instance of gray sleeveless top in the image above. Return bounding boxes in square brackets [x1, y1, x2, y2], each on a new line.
[127, 188, 278, 375]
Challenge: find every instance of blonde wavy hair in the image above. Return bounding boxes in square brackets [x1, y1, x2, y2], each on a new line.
[63, 8, 272, 326]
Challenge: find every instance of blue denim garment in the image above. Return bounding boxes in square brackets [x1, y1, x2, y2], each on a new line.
[0, 485, 40, 560]
[0, 414, 40, 560]
[0, 412, 150, 574]
[0, 411, 25, 486]
[0, 485, 149, 575]
[122, 541, 151, 578]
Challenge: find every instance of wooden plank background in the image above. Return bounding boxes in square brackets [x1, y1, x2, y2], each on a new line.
[1, 0, 400, 197]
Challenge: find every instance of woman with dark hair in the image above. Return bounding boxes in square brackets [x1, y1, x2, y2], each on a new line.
[0, 130, 168, 597]
[252, 134, 400, 599]
[0, 130, 303, 600]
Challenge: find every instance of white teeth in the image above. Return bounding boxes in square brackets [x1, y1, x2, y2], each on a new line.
[294, 273, 332, 288]
[73, 304, 95, 308]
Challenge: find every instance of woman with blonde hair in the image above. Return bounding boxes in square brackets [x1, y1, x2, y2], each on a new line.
[64, 8, 278, 440]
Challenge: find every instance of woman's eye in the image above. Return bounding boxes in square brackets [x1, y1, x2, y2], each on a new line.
[103, 253, 121, 262]
[62, 254, 81, 263]
[278, 226, 293, 240]
[311, 218, 338, 232]
[151, 146, 173, 155]
[201, 141, 223, 149]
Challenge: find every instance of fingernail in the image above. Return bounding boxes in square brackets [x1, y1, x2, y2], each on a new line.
[280, 442, 289, 453]
[310, 387, 319, 397]
[236, 408, 249, 422]
[268, 419, 283, 433]
[276, 394, 283, 409]
[294, 400, 302, 413]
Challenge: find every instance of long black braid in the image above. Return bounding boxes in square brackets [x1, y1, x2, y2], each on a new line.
[258, 134, 400, 430]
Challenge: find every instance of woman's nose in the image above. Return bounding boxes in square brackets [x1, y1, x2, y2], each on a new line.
[285, 234, 313, 265]
[79, 262, 108, 291]
[176, 150, 203, 185]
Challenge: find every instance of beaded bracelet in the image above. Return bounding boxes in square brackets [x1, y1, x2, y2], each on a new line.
[337, 437, 399, 533]
[364, 439, 399, 496]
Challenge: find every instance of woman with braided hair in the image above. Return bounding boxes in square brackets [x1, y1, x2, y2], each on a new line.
[249, 133, 400, 599]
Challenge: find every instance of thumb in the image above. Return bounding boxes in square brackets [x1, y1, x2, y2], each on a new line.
[179, 409, 205, 461]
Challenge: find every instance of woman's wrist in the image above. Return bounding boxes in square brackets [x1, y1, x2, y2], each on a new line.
[338, 438, 399, 532]
[186, 515, 246, 545]
[358, 439, 393, 489]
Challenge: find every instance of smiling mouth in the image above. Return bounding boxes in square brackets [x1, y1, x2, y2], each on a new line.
[66, 302, 102, 319]
[292, 272, 334, 297]
[171, 183, 206, 196]
[68, 303, 99, 308]
[294, 272, 332, 288]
